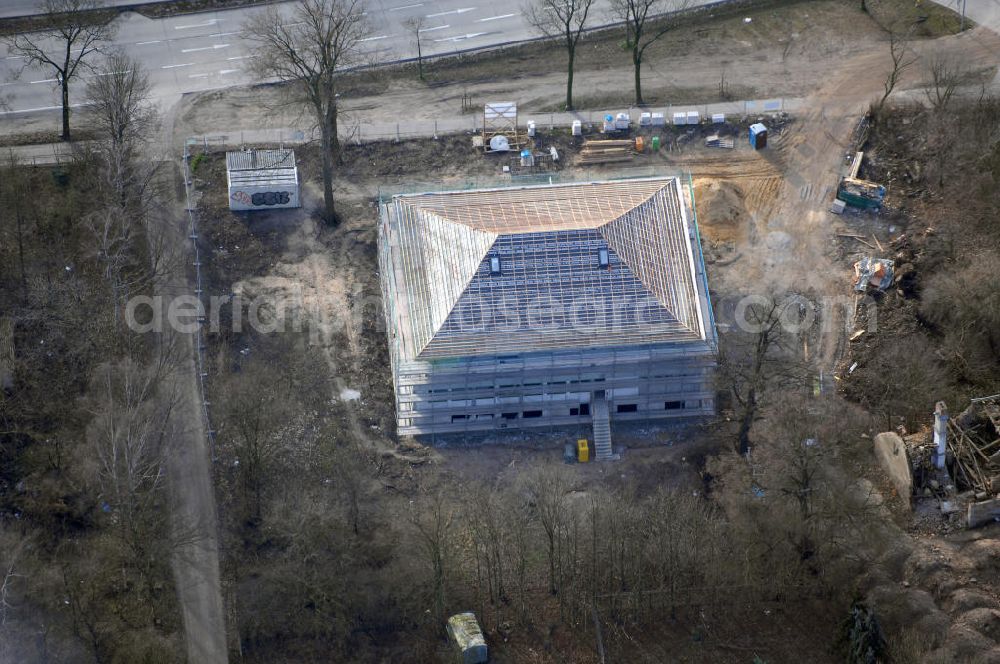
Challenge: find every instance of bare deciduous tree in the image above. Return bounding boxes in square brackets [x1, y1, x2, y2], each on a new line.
[520, 463, 571, 595]
[525, 0, 596, 110]
[924, 51, 966, 112]
[87, 343, 181, 556]
[2, 0, 117, 141]
[0, 150, 32, 298]
[83, 53, 167, 323]
[220, 360, 294, 525]
[410, 490, 455, 625]
[876, 29, 915, 112]
[85, 52, 158, 206]
[243, 0, 372, 224]
[0, 534, 28, 626]
[403, 16, 428, 81]
[719, 295, 808, 456]
[611, 0, 689, 105]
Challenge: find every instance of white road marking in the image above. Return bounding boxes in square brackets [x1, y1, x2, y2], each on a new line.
[218, 68, 240, 75]
[0, 102, 84, 114]
[162, 63, 195, 69]
[280, 21, 305, 27]
[477, 13, 518, 21]
[418, 24, 450, 32]
[434, 31, 487, 42]
[426, 7, 475, 17]
[88, 70, 132, 77]
[226, 55, 251, 60]
[189, 73, 211, 79]
[388, 3, 423, 10]
[135, 40, 162, 45]
[5, 55, 25, 60]
[30, 78, 58, 84]
[360, 35, 390, 41]
[209, 31, 241, 37]
[181, 44, 230, 53]
[175, 19, 218, 29]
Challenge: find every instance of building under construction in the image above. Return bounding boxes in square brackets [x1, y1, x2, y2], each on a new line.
[378, 176, 717, 458]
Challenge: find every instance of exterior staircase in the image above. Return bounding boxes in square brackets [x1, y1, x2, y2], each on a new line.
[592, 393, 615, 461]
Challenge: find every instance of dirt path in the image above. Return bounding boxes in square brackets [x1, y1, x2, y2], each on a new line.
[162, 319, 229, 664]
[160, 100, 230, 663]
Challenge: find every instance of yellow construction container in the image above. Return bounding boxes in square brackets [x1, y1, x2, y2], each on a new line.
[577, 439, 590, 463]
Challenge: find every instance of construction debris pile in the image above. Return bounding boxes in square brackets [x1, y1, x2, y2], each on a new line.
[947, 396, 1000, 497]
[853, 257, 894, 292]
[904, 397, 1000, 529]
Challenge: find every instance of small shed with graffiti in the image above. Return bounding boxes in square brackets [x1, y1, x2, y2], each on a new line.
[225, 148, 300, 211]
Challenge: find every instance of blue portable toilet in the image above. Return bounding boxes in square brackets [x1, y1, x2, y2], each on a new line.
[749, 123, 767, 150]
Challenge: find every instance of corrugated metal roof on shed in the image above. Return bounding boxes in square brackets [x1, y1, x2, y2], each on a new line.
[228, 169, 299, 187]
[225, 149, 296, 171]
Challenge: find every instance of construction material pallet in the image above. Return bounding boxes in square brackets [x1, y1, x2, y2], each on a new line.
[578, 139, 634, 165]
[705, 134, 734, 149]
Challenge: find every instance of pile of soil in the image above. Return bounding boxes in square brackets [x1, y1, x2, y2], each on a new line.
[694, 179, 749, 244]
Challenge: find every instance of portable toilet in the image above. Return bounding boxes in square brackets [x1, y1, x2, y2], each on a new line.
[577, 439, 590, 463]
[749, 123, 768, 149]
[571, 120, 582, 136]
[686, 110, 700, 125]
[651, 112, 665, 126]
[602, 114, 615, 133]
[672, 112, 687, 126]
[527, 120, 536, 138]
[639, 112, 652, 126]
[712, 113, 725, 124]
[614, 112, 630, 130]
[520, 149, 534, 167]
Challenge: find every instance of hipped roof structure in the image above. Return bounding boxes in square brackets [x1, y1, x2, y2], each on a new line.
[384, 177, 707, 360]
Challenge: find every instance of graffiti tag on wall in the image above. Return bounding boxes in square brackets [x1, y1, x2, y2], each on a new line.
[231, 190, 292, 206]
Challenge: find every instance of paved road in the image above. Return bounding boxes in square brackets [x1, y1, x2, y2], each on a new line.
[0, 0, 164, 18]
[0, 0, 706, 117]
[2, 0, 997, 119]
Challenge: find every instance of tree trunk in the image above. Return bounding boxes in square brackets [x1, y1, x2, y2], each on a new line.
[737, 387, 755, 456]
[15, 199, 26, 297]
[566, 44, 575, 111]
[320, 116, 337, 224]
[417, 39, 424, 80]
[61, 79, 71, 141]
[548, 536, 557, 595]
[633, 45, 643, 106]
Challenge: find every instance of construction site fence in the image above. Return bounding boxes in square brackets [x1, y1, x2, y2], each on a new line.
[185, 98, 794, 154]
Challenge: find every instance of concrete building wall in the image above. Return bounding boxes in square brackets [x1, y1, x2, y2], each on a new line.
[390, 343, 716, 435]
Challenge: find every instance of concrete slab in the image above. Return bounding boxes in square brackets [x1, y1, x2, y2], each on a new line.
[874, 432, 913, 506]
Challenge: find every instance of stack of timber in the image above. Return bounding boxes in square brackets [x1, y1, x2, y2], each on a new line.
[705, 134, 734, 149]
[578, 139, 634, 165]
